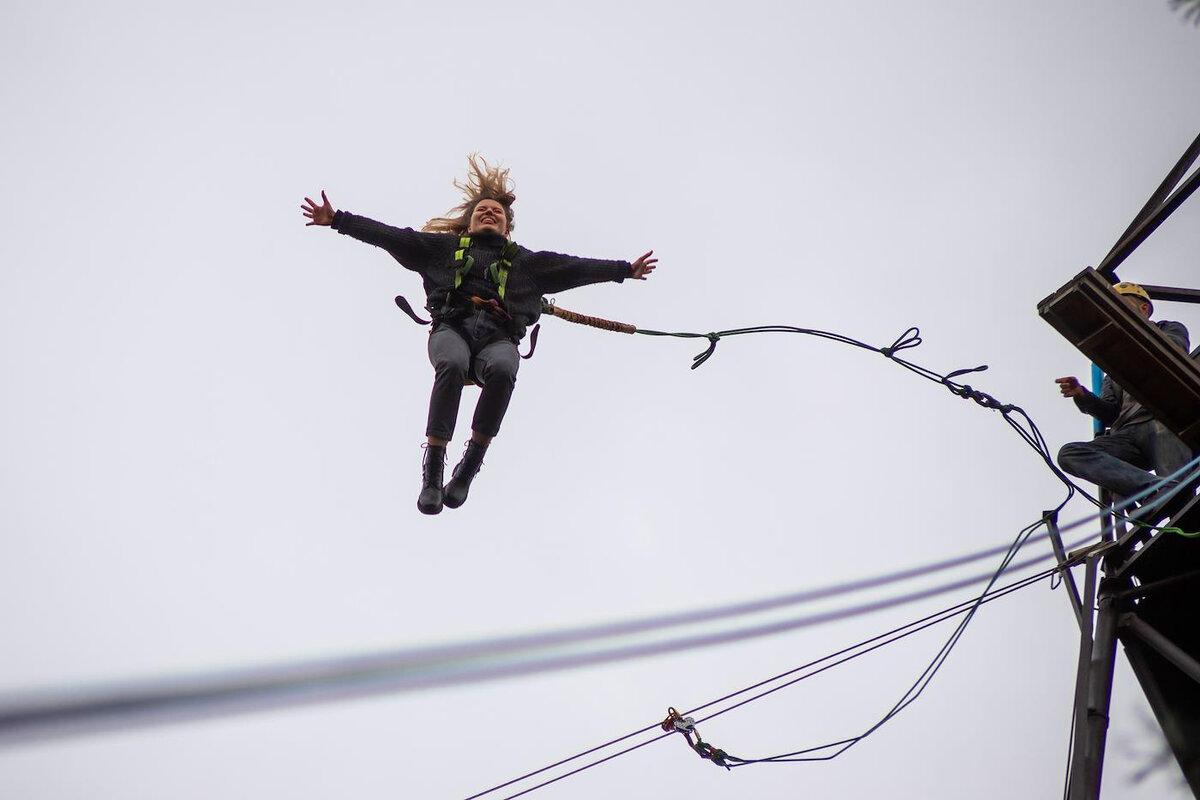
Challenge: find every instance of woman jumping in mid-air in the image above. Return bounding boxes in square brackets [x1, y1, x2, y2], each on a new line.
[302, 156, 657, 515]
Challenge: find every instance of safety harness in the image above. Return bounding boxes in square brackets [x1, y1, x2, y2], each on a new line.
[425, 234, 520, 325]
[452, 235, 519, 300]
[395, 234, 540, 361]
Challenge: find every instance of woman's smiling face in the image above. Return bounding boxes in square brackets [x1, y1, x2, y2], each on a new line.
[467, 199, 509, 236]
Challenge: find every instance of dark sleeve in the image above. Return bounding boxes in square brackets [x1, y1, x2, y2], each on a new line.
[523, 247, 633, 295]
[1158, 320, 1190, 353]
[1073, 377, 1121, 427]
[330, 210, 446, 273]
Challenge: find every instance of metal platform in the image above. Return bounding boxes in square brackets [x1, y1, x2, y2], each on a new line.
[1037, 267, 1200, 450]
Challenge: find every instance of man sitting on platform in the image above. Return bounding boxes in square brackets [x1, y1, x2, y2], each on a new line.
[1055, 281, 1195, 519]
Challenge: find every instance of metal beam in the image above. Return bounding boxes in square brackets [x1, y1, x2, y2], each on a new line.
[1047, 511, 1086, 630]
[1101, 131, 1200, 276]
[1111, 569, 1200, 601]
[1139, 284, 1200, 307]
[1120, 614, 1200, 686]
[1073, 578, 1121, 800]
[1067, 557, 1098, 800]
[1119, 633, 1200, 795]
[1095, 162, 1200, 279]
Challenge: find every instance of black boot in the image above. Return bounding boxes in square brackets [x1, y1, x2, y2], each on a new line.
[417, 444, 446, 515]
[443, 440, 488, 509]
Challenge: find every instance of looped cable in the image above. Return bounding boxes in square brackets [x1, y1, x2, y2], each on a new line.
[691, 333, 722, 370]
[880, 327, 922, 357]
[945, 365, 988, 381]
[695, 742, 732, 769]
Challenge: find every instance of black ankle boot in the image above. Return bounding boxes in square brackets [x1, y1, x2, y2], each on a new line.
[417, 444, 446, 515]
[443, 440, 488, 509]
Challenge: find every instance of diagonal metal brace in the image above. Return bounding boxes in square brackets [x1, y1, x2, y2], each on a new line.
[1119, 614, 1200, 686]
[1046, 510, 1086, 631]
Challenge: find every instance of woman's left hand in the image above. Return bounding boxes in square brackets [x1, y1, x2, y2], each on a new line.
[631, 250, 658, 280]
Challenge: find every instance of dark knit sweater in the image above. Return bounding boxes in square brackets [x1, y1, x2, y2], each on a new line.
[331, 210, 632, 339]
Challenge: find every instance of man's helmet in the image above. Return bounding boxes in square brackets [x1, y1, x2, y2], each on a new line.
[1112, 281, 1153, 313]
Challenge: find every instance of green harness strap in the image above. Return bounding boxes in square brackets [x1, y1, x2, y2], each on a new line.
[453, 236, 520, 300]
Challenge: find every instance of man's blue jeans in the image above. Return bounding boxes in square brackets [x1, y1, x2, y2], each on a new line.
[1057, 420, 1192, 501]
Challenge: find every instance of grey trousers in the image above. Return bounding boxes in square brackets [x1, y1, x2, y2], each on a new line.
[425, 311, 520, 440]
[1057, 420, 1193, 500]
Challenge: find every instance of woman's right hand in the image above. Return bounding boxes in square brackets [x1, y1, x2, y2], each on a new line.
[301, 190, 335, 226]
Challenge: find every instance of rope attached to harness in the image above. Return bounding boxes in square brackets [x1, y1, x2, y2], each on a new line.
[540, 298, 637, 334]
[538, 299, 1015, 415]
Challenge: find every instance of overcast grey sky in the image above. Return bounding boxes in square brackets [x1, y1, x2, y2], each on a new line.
[2, 1, 1199, 798]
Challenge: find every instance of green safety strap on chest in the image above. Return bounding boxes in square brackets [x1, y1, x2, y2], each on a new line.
[489, 240, 519, 300]
[453, 236, 475, 291]
[453, 236, 520, 300]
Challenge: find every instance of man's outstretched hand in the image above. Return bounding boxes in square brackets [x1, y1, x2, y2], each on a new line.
[1056, 376, 1087, 398]
[631, 250, 658, 280]
[301, 190, 335, 226]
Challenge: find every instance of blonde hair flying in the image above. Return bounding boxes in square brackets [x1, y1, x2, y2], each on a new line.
[422, 154, 517, 235]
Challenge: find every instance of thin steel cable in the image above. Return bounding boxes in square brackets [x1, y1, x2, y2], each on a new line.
[693, 569, 1054, 733]
[719, 521, 1047, 766]
[481, 566, 1059, 799]
[477, 503, 1085, 798]
[479, 516, 1062, 794]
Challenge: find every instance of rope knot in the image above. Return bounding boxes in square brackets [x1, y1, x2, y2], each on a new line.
[691, 333, 723, 370]
[695, 742, 733, 770]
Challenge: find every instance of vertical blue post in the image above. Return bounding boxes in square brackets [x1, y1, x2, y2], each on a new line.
[1091, 363, 1118, 541]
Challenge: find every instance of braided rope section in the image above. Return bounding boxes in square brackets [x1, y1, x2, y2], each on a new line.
[542, 300, 637, 334]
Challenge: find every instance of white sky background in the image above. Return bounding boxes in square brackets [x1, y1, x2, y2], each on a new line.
[1, 1, 1199, 797]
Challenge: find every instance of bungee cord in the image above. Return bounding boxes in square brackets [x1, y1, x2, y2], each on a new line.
[543, 298, 1012, 409]
[546, 300, 1200, 536]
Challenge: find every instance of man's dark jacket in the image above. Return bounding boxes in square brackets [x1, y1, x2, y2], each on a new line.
[332, 211, 632, 339]
[1073, 319, 1191, 430]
